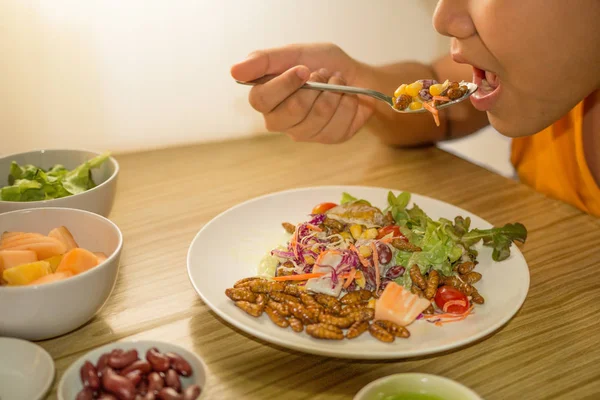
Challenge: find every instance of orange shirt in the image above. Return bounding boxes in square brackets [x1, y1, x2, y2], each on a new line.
[511, 98, 600, 217]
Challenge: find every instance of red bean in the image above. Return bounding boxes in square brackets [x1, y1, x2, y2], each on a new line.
[125, 369, 143, 387]
[165, 353, 193, 377]
[142, 392, 156, 400]
[98, 394, 119, 400]
[102, 368, 136, 400]
[182, 385, 201, 400]
[97, 353, 111, 375]
[157, 387, 182, 400]
[138, 380, 149, 395]
[108, 349, 139, 369]
[376, 242, 392, 265]
[80, 360, 100, 390]
[146, 348, 170, 372]
[76, 388, 94, 400]
[147, 372, 165, 394]
[164, 369, 181, 392]
[121, 360, 152, 376]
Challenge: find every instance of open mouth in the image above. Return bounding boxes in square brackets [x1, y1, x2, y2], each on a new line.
[471, 67, 502, 111]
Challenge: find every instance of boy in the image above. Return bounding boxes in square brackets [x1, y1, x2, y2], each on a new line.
[230, 0, 600, 216]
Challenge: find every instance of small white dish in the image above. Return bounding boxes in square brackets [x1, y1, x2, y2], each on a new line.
[0, 148, 119, 217]
[0, 207, 123, 341]
[0, 337, 55, 400]
[353, 373, 482, 400]
[58, 340, 207, 400]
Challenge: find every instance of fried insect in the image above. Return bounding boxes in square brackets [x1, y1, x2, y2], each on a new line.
[442, 276, 475, 296]
[264, 306, 289, 328]
[339, 302, 369, 316]
[410, 265, 427, 290]
[306, 324, 344, 340]
[391, 238, 422, 252]
[248, 280, 286, 294]
[375, 320, 410, 338]
[471, 289, 485, 304]
[346, 321, 369, 339]
[256, 294, 267, 307]
[283, 283, 302, 297]
[340, 289, 372, 305]
[461, 271, 482, 285]
[423, 305, 435, 315]
[288, 302, 318, 325]
[225, 287, 257, 303]
[235, 300, 264, 317]
[318, 313, 355, 329]
[455, 261, 475, 275]
[383, 211, 395, 226]
[269, 291, 301, 304]
[282, 222, 296, 234]
[411, 285, 425, 297]
[369, 323, 395, 343]
[288, 316, 304, 332]
[347, 307, 375, 323]
[323, 217, 345, 233]
[314, 294, 342, 314]
[233, 277, 261, 289]
[300, 293, 322, 309]
[267, 299, 290, 317]
[425, 270, 439, 299]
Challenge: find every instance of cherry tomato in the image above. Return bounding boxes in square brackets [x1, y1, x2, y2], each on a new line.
[377, 225, 405, 240]
[434, 286, 469, 314]
[311, 202, 337, 215]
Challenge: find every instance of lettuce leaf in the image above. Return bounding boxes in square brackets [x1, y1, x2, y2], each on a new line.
[1, 152, 110, 201]
[461, 223, 527, 261]
[339, 192, 371, 206]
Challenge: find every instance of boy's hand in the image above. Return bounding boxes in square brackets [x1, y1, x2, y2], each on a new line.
[231, 43, 375, 144]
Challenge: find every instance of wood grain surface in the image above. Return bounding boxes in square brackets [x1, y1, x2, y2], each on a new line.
[38, 131, 600, 400]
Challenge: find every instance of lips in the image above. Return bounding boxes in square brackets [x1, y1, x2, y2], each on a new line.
[471, 66, 502, 112]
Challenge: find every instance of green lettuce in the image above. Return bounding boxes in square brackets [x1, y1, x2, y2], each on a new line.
[1, 152, 111, 202]
[339, 192, 371, 206]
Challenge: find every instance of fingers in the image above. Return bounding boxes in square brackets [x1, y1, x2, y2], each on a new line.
[264, 68, 332, 132]
[230, 45, 304, 83]
[247, 65, 311, 114]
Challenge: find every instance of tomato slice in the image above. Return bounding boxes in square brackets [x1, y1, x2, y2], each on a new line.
[311, 202, 337, 215]
[434, 285, 470, 314]
[377, 225, 406, 240]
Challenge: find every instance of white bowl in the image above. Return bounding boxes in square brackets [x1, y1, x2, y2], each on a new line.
[0, 337, 55, 400]
[0, 207, 123, 340]
[58, 340, 207, 400]
[0, 149, 119, 217]
[354, 373, 482, 400]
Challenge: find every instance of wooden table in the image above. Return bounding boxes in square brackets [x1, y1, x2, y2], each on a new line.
[39, 131, 600, 400]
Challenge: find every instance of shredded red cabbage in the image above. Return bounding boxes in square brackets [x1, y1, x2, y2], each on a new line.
[308, 214, 326, 225]
[271, 249, 295, 258]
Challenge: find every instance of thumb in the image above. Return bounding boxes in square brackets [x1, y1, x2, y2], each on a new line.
[230, 45, 303, 82]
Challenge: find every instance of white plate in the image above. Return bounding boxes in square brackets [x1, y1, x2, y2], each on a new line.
[0, 337, 55, 400]
[187, 186, 530, 359]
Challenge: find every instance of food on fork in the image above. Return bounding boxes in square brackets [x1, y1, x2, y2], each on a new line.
[392, 79, 470, 126]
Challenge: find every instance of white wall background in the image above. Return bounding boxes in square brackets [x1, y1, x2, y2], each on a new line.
[0, 0, 513, 176]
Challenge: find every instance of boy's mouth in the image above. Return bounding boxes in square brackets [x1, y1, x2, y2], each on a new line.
[471, 66, 501, 111]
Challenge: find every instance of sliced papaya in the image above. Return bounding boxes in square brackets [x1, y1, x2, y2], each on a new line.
[56, 248, 99, 275]
[28, 271, 74, 286]
[48, 226, 79, 250]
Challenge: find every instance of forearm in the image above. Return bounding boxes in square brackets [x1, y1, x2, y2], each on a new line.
[356, 54, 489, 147]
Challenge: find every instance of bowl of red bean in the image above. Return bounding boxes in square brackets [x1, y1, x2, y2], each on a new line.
[57, 340, 206, 400]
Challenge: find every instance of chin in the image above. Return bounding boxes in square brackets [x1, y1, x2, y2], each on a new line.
[487, 110, 555, 139]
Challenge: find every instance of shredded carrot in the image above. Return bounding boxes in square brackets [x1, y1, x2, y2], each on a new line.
[350, 243, 370, 268]
[422, 101, 440, 127]
[272, 272, 325, 281]
[442, 299, 467, 313]
[371, 242, 381, 292]
[432, 95, 451, 102]
[423, 305, 475, 325]
[289, 226, 300, 258]
[342, 267, 357, 289]
[306, 224, 323, 232]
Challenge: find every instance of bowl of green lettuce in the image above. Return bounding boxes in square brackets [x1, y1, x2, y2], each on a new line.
[0, 149, 119, 217]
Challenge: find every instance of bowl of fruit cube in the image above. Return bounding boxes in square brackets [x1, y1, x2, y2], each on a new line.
[0, 207, 123, 340]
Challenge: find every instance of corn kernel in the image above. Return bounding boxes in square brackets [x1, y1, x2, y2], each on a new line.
[409, 101, 423, 110]
[393, 84, 407, 97]
[339, 232, 352, 241]
[429, 83, 444, 96]
[304, 256, 315, 265]
[361, 228, 379, 240]
[405, 81, 423, 97]
[354, 271, 366, 288]
[358, 245, 372, 258]
[367, 298, 376, 309]
[350, 224, 363, 240]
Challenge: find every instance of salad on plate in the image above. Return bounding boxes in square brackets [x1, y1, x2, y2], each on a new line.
[225, 191, 527, 343]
